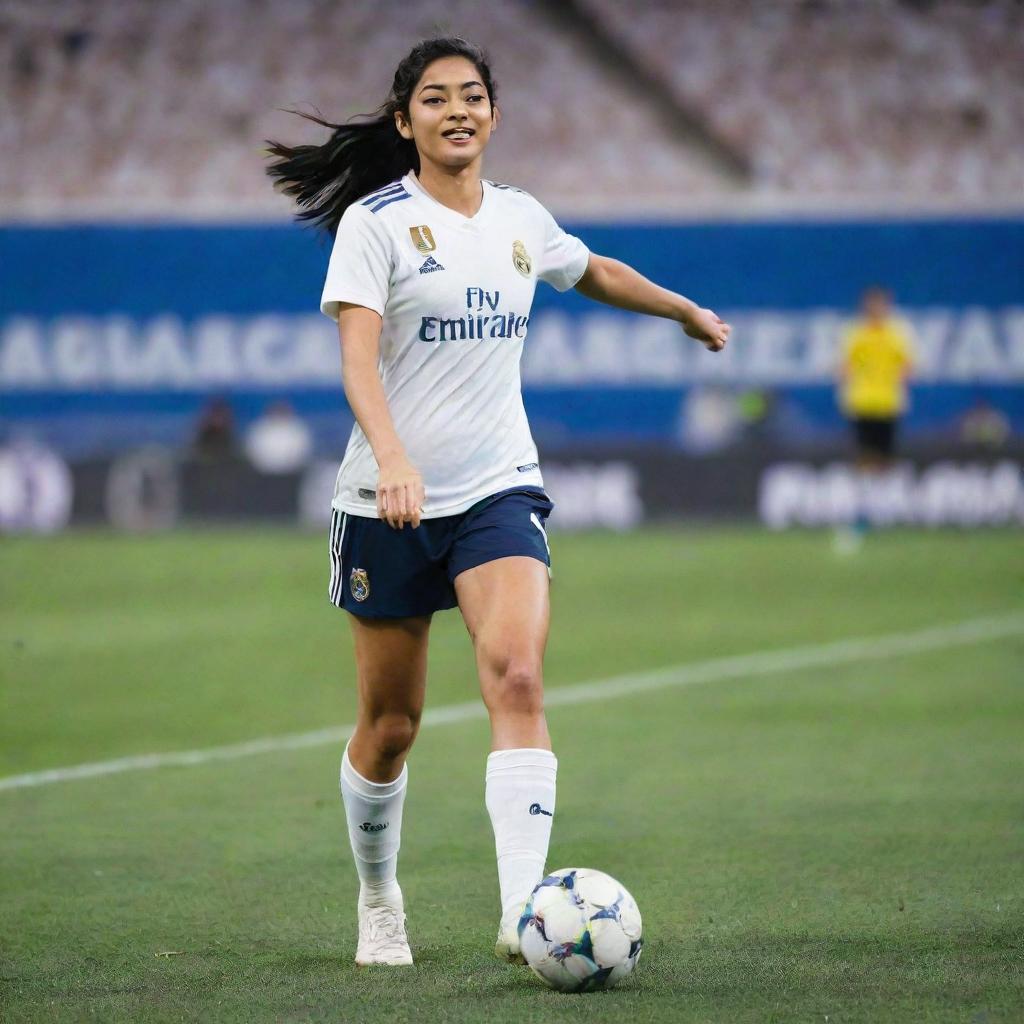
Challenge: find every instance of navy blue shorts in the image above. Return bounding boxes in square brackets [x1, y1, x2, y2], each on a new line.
[327, 487, 554, 619]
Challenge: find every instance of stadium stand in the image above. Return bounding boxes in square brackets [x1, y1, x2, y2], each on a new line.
[578, 0, 1024, 202]
[1, 0, 1021, 216]
[0, 0, 730, 218]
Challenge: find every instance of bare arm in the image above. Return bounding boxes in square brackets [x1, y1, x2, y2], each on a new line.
[338, 303, 423, 528]
[574, 253, 730, 352]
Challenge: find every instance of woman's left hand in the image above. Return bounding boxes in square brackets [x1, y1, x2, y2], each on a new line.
[682, 307, 731, 352]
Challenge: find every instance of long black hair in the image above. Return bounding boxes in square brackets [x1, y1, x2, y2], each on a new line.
[266, 37, 497, 236]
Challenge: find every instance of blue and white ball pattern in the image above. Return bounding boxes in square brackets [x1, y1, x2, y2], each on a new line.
[517, 868, 643, 992]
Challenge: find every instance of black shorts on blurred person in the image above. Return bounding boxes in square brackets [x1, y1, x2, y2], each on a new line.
[853, 417, 896, 458]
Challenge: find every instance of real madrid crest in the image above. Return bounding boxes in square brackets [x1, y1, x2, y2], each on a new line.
[512, 239, 532, 277]
[350, 568, 370, 602]
[409, 225, 436, 255]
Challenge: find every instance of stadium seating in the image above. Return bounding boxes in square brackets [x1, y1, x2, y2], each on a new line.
[0, 0, 727, 217]
[579, 0, 1024, 201]
[1, 0, 1021, 214]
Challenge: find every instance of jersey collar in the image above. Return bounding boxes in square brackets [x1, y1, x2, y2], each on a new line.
[403, 172, 490, 229]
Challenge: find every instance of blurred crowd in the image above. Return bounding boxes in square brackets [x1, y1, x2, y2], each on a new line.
[0, 0, 726, 217]
[582, 0, 1024, 200]
[1, 0, 1021, 216]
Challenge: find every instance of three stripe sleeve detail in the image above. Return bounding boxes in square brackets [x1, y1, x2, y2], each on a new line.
[360, 182, 412, 214]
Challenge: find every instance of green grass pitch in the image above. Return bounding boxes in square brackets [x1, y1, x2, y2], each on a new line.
[1, 526, 1022, 1023]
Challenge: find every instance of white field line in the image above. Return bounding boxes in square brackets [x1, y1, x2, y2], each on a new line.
[2, 610, 1022, 794]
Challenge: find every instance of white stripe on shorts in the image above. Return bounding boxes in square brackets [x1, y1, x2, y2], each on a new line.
[328, 510, 348, 606]
[530, 511, 553, 579]
[327, 511, 340, 603]
[530, 512, 550, 558]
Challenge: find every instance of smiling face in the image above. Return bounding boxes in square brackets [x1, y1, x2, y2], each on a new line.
[395, 56, 497, 173]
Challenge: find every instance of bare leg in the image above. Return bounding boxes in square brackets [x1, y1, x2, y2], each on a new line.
[346, 613, 431, 781]
[455, 556, 551, 751]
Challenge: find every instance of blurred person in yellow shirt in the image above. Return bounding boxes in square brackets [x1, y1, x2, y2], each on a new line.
[840, 286, 916, 468]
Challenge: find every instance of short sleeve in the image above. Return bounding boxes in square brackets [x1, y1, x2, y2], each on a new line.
[320, 203, 393, 320]
[840, 325, 856, 359]
[535, 202, 590, 292]
[894, 319, 916, 366]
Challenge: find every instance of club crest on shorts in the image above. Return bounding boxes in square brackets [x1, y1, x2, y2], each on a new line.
[409, 225, 436, 254]
[512, 239, 532, 277]
[350, 568, 370, 602]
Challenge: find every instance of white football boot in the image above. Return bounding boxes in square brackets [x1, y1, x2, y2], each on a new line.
[494, 909, 526, 964]
[355, 900, 413, 966]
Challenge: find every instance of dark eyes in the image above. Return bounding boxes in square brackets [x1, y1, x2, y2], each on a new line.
[423, 95, 485, 104]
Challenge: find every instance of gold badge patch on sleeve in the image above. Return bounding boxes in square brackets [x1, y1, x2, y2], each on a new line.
[409, 225, 436, 254]
[512, 239, 532, 277]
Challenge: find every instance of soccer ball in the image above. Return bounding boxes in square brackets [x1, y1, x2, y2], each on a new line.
[517, 868, 643, 992]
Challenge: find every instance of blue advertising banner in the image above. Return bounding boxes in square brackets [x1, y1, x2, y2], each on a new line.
[2, 218, 1022, 457]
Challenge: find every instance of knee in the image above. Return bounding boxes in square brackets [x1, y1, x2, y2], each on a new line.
[367, 711, 419, 759]
[481, 647, 544, 716]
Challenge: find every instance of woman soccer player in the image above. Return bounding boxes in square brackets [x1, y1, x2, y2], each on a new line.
[267, 37, 729, 967]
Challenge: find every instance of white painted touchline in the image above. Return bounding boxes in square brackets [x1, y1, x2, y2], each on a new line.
[2, 610, 1022, 793]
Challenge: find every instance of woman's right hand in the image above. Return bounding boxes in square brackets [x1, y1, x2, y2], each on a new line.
[376, 454, 425, 529]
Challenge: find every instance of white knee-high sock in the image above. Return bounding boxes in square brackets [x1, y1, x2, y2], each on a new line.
[340, 745, 407, 907]
[485, 748, 557, 923]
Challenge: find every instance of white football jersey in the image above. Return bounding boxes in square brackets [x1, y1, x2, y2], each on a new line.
[320, 171, 589, 518]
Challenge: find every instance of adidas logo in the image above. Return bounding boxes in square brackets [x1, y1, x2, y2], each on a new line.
[528, 803, 553, 817]
[359, 821, 389, 832]
[418, 256, 445, 274]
